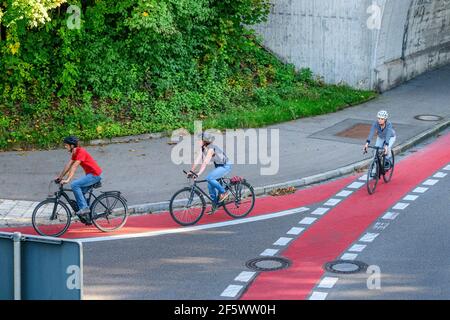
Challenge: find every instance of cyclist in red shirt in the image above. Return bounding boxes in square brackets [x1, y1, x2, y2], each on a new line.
[55, 136, 103, 217]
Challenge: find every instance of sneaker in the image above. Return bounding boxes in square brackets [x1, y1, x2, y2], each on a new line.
[218, 191, 230, 203]
[76, 208, 92, 224]
[76, 207, 90, 216]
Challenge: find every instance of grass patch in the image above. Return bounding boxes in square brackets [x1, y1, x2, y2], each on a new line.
[0, 82, 377, 151]
[204, 85, 376, 130]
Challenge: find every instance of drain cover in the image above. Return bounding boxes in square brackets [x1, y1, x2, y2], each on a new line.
[324, 260, 368, 274]
[246, 257, 291, 272]
[414, 115, 443, 121]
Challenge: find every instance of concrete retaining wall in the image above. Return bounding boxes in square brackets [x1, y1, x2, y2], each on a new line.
[253, 0, 450, 91]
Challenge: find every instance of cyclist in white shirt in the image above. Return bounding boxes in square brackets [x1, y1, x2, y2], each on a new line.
[363, 110, 396, 170]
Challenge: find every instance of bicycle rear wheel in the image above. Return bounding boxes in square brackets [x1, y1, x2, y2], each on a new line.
[366, 159, 379, 195]
[223, 181, 256, 218]
[169, 187, 206, 226]
[383, 150, 395, 183]
[91, 193, 128, 232]
[32, 199, 71, 237]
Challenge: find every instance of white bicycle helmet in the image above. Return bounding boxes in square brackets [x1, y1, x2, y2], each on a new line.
[377, 110, 389, 120]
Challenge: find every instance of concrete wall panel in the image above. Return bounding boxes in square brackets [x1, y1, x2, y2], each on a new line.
[253, 0, 450, 91]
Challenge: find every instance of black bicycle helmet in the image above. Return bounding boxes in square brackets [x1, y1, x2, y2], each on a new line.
[198, 132, 215, 143]
[63, 136, 79, 146]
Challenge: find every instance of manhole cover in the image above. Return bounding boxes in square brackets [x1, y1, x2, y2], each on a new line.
[246, 257, 291, 272]
[324, 260, 368, 274]
[414, 115, 443, 121]
[335, 123, 375, 139]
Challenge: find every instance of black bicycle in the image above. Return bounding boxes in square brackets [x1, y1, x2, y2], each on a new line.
[364, 146, 395, 194]
[169, 170, 256, 226]
[32, 180, 128, 237]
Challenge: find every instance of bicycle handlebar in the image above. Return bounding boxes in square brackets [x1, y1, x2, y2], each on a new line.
[367, 146, 384, 150]
[364, 145, 387, 156]
[183, 170, 198, 179]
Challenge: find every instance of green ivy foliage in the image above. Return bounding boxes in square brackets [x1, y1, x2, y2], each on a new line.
[0, 0, 374, 150]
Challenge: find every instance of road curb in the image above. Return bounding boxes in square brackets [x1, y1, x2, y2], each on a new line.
[127, 119, 450, 215]
[89, 132, 169, 146]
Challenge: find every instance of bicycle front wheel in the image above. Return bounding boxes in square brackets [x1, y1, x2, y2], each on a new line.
[223, 181, 256, 218]
[91, 193, 128, 232]
[169, 187, 206, 226]
[383, 150, 395, 183]
[32, 199, 71, 237]
[366, 159, 379, 195]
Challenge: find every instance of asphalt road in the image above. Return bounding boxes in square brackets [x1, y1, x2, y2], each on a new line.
[82, 206, 313, 300]
[325, 164, 450, 300]
[80, 130, 450, 300]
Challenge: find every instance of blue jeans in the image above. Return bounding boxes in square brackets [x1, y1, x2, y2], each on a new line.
[71, 174, 102, 210]
[207, 164, 232, 205]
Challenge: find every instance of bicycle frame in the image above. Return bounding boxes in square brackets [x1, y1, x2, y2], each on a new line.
[186, 178, 239, 206]
[368, 146, 387, 177]
[48, 184, 101, 219]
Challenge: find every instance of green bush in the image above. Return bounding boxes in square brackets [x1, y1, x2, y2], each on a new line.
[0, 0, 375, 150]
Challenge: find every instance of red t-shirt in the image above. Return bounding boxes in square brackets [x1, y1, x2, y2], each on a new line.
[71, 147, 102, 176]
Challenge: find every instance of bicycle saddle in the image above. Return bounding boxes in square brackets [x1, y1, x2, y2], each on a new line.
[93, 182, 102, 189]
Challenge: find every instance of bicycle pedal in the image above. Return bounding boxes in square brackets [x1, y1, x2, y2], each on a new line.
[77, 214, 92, 225]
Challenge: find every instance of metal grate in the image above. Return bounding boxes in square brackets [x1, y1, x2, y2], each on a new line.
[414, 115, 443, 121]
[324, 260, 368, 274]
[246, 257, 291, 272]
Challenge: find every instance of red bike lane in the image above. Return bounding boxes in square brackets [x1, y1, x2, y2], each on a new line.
[0, 174, 356, 239]
[241, 132, 450, 300]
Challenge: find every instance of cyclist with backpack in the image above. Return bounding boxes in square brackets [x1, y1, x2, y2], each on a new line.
[188, 132, 232, 214]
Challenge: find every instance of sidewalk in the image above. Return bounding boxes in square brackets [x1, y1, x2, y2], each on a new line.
[1, 65, 450, 227]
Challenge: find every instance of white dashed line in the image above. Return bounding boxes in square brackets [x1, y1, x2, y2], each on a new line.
[349, 244, 367, 252]
[324, 198, 342, 206]
[318, 277, 339, 289]
[392, 202, 409, 210]
[413, 187, 428, 193]
[307, 168, 450, 302]
[433, 172, 447, 178]
[234, 271, 256, 283]
[403, 195, 418, 201]
[382, 212, 400, 220]
[273, 237, 293, 246]
[221, 285, 243, 298]
[341, 253, 358, 260]
[287, 227, 305, 235]
[423, 179, 439, 186]
[299, 217, 317, 225]
[336, 190, 353, 197]
[311, 208, 330, 216]
[373, 222, 390, 231]
[359, 233, 379, 243]
[309, 291, 328, 300]
[348, 182, 365, 189]
[77, 206, 310, 243]
[260, 249, 279, 257]
[359, 175, 368, 181]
